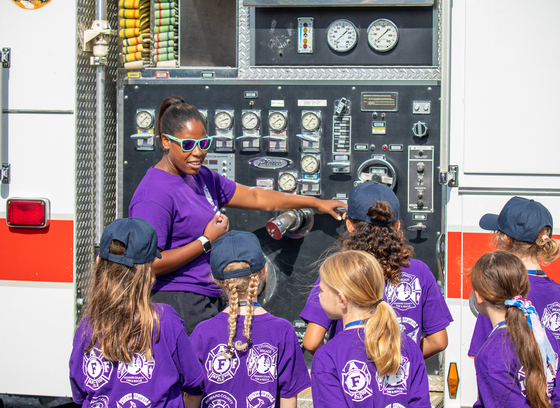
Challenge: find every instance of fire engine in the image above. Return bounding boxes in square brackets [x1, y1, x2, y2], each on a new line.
[1, 0, 559, 407]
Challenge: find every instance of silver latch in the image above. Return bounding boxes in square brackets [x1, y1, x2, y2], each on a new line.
[1, 48, 10, 68]
[439, 165, 458, 187]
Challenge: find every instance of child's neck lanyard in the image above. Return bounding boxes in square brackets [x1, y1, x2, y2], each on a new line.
[226, 301, 262, 307]
[344, 320, 365, 330]
[528, 270, 546, 276]
[489, 320, 506, 337]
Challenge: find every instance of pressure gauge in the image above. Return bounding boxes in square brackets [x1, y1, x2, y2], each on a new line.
[278, 173, 297, 192]
[326, 19, 358, 53]
[367, 19, 399, 52]
[269, 112, 287, 132]
[241, 111, 260, 130]
[136, 110, 154, 129]
[301, 112, 320, 132]
[301, 155, 319, 173]
[215, 111, 233, 130]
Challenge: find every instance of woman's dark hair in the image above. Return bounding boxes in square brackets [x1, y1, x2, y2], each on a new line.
[157, 95, 207, 141]
[471, 251, 552, 408]
[341, 201, 411, 285]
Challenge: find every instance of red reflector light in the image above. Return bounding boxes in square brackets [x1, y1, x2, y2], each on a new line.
[6, 198, 50, 228]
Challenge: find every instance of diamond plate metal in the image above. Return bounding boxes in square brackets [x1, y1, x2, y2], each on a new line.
[75, 0, 119, 324]
[237, 1, 441, 80]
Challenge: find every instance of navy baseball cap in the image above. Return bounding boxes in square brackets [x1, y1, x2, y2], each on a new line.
[99, 217, 162, 267]
[347, 181, 400, 225]
[211, 231, 266, 280]
[479, 197, 553, 243]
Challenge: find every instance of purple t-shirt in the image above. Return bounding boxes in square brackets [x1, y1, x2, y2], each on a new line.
[129, 166, 237, 297]
[474, 325, 560, 407]
[469, 272, 560, 358]
[190, 312, 311, 407]
[69, 304, 204, 408]
[300, 258, 453, 345]
[311, 328, 431, 408]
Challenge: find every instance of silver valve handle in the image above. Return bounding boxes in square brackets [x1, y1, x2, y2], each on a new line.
[209, 134, 234, 141]
[130, 133, 152, 139]
[407, 223, 427, 231]
[334, 97, 348, 116]
[295, 134, 320, 143]
[327, 161, 351, 168]
[262, 135, 287, 141]
[412, 121, 428, 138]
[296, 178, 320, 185]
[236, 135, 260, 141]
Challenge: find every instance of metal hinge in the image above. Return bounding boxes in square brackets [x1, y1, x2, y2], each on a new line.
[439, 165, 458, 187]
[2, 164, 11, 184]
[83, 20, 116, 66]
[1, 48, 10, 68]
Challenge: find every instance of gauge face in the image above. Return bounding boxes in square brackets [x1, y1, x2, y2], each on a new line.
[326, 19, 358, 53]
[367, 18, 399, 52]
[215, 111, 233, 130]
[301, 155, 319, 173]
[301, 112, 320, 132]
[136, 111, 154, 129]
[278, 173, 297, 192]
[269, 112, 287, 132]
[241, 111, 260, 130]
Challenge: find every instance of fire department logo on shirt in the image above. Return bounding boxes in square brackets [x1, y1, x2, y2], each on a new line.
[341, 360, 372, 402]
[205, 344, 240, 384]
[398, 317, 420, 343]
[117, 393, 152, 408]
[247, 343, 278, 384]
[385, 272, 422, 311]
[518, 352, 559, 398]
[117, 353, 155, 386]
[247, 390, 275, 408]
[384, 404, 405, 408]
[203, 184, 218, 212]
[90, 396, 109, 408]
[376, 356, 410, 396]
[202, 391, 237, 408]
[542, 302, 560, 339]
[83, 348, 113, 390]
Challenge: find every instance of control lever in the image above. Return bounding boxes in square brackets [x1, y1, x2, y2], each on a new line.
[407, 223, 427, 231]
[262, 135, 287, 141]
[296, 178, 320, 185]
[236, 135, 260, 141]
[334, 97, 348, 116]
[327, 160, 351, 168]
[266, 208, 314, 240]
[210, 134, 234, 141]
[295, 134, 320, 143]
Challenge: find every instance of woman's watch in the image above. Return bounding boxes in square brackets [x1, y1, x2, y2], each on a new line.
[197, 235, 212, 253]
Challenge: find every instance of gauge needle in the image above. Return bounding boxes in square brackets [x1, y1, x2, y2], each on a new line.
[375, 29, 390, 43]
[336, 29, 349, 42]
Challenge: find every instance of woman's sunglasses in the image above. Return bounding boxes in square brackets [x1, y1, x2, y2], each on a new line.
[163, 133, 213, 152]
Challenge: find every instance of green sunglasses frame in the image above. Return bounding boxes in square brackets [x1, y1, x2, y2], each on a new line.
[163, 133, 213, 152]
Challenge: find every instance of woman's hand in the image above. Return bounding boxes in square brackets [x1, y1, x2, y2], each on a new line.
[315, 199, 347, 221]
[203, 211, 230, 244]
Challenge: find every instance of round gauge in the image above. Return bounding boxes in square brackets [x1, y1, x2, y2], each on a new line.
[301, 155, 319, 173]
[241, 111, 260, 130]
[326, 19, 358, 53]
[136, 110, 154, 129]
[215, 111, 233, 130]
[367, 18, 399, 52]
[301, 112, 320, 132]
[278, 173, 297, 192]
[268, 112, 287, 132]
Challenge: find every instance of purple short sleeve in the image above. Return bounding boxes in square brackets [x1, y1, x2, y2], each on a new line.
[300, 277, 333, 330]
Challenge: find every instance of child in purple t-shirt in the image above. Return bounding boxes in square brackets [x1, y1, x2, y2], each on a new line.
[69, 218, 204, 408]
[311, 250, 431, 408]
[188, 231, 311, 408]
[469, 197, 560, 358]
[301, 181, 452, 358]
[470, 250, 560, 407]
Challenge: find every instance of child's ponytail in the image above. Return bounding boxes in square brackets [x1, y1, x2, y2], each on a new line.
[536, 228, 559, 265]
[364, 299, 401, 377]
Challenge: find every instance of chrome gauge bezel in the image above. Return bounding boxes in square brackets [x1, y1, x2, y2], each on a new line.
[326, 19, 358, 53]
[268, 112, 287, 132]
[215, 111, 233, 130]
[241, 111, 260, 130]
[301, 112, 321, 132]
[301, 154, 320, 173]
[278, 172, 297, 192]
[367, 18, 399, 52]
[136, 110, 154, 129]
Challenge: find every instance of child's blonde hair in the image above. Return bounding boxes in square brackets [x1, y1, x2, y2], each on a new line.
[83, 240, 160, 363]
[494, 226, 559, 265]
[320, 250, 401, 377]
[214, 261, 263, 359]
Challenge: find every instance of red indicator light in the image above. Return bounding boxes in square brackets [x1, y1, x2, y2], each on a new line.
[303, 44, 307, 49]
[382, 144, 388, 150]
[6, 198, 50, 228]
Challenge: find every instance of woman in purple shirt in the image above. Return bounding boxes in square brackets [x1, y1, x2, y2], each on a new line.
[129, 96, 346, 334]
[471, 250, 560, 408]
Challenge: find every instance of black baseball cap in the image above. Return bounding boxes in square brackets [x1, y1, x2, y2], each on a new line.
[347, 181, 400, 225]
[479, 197, 553, 243]
[211, 231, 266, 280]
[99, 217, 162, 267]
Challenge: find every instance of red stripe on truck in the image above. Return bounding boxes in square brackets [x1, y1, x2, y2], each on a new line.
[0, 219, 73, 282]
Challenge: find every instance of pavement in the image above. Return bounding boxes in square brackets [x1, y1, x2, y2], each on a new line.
[0, 395, 79, 408]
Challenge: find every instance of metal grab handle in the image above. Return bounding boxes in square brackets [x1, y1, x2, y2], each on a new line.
[295, 134, 319, 143]
[435, 232, 446, 289]
[262, 135, 286, 141]
[407, 223, 427, 231]
[327, 161, 351, 168]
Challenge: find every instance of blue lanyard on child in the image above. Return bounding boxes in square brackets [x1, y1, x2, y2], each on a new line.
[527, 270, 546, 276]
[344, 320, 365, 330]
[226, 301, 262, 307]
[489, 320, 506, 337]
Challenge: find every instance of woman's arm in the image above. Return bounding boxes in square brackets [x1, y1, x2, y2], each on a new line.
[183, 393, 203, 408]
[279, 397, 297, 408]
[302, 323, 328, 355]
[420, 328, 448, 359]
[226, 184, 347, 220]
[152, 212, 229, 276]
